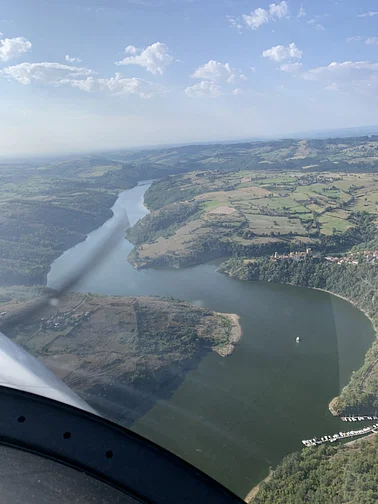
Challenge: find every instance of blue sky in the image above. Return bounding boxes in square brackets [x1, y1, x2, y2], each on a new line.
[1, 0, 378, 156]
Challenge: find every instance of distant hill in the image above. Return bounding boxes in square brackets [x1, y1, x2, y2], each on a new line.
[286, 125, 378, 140]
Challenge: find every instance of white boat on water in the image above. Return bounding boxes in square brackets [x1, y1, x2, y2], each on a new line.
[296, 336, 301, 343]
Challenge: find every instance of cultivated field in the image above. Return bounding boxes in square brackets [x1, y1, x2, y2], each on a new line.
[130, 171, 378, 267]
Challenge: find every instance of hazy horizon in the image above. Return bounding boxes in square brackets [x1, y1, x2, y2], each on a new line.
[2, 0, 378, 157]
[2, 122, 378, 161]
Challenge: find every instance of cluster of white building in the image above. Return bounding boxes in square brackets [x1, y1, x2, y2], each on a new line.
[302, 423, 378, 447]
[341, 415, 378, 422]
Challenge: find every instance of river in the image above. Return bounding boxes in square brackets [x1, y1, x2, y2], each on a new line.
[47, 182, 375, 498]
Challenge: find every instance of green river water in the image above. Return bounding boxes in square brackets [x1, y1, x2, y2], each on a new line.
[47, 182, 375, 498]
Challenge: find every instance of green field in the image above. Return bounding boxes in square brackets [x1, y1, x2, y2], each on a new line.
[318, 213, 354, 235]
[127, 170, 378, 268]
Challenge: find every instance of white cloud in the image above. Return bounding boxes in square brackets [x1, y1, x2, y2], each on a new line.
[269, 1, 289, 18]
[262, 42, 303, 62]
[307, 18, 326, 30]
[65, 54, 82, 63]
[303, 61, 378, 81]
[233, 1, 288, 31]
[250, 66, 256, 72]
[226, 15, 243, 31]
[115, 42, 173, 75]
[1, 62, 94, 85]
[325, 83, 340, 91]
[0, 36, 31, 62]
[191, 60, 243, 84]
[302, 60, 378, 95]
[346, 35, 364, 42]
[185, 80, 222, 98]
[347, 35, 378, 45]
[1, 61, 162, 99]
[297, 4, 306, 18]
[243, 7, 270, 29]
[125, 45, 138, 55]
[366, 37, 378, 45]
[280, 62, 302, 73]
[64, 74, 162, 99]
[232, 88, 243, 95]
[63, 77, 97, 92]
[357, 11, 378, 17]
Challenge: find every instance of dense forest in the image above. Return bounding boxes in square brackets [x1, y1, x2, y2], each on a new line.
[253, 437, 378, 504]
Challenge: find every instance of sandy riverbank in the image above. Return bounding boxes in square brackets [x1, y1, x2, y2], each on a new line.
[244, 469, 273, 503]
[214, 313, 242, 357]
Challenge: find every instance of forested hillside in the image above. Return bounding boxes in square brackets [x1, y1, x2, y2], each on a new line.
[253, 437, 378, 504]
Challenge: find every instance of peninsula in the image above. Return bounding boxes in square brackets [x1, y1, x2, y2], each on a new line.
[0, 287, 240, 425]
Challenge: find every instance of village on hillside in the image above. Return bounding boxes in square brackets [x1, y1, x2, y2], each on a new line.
[271, 249, 378, 266]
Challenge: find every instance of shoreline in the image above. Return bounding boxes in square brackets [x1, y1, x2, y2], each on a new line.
[312, 287, 378, 415]
[312, 287, 378, 334]
[244, 469, 273, 503]
[214, 312, 242, 357]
